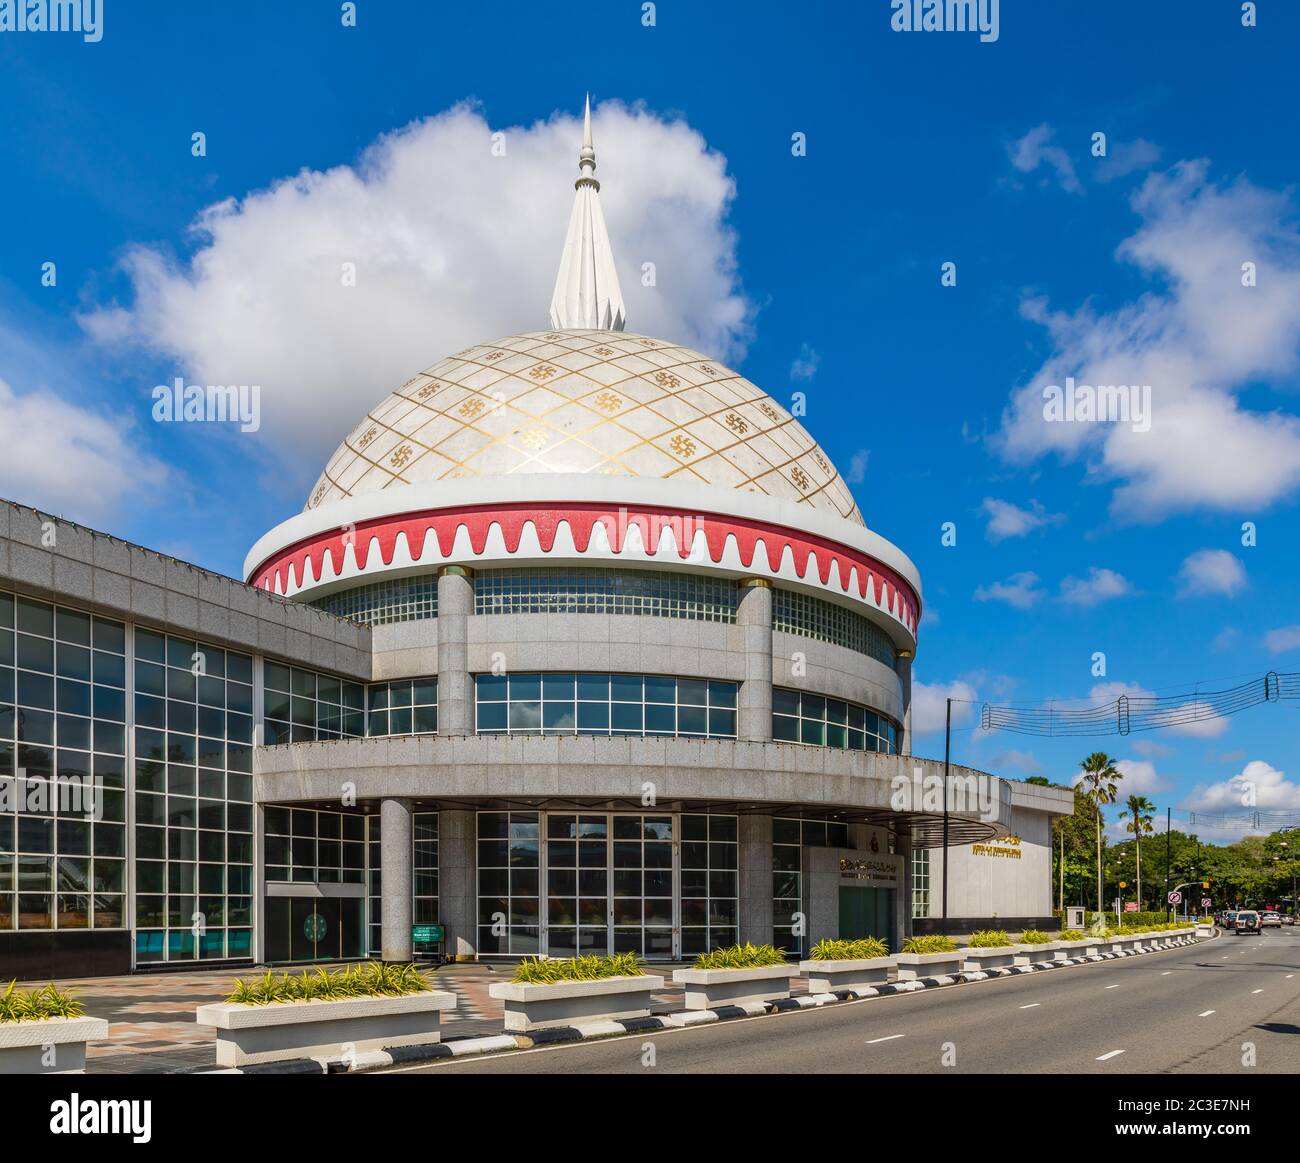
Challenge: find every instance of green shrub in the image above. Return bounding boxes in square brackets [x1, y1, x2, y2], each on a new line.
[809, 937, 889, 961]
[511, 953, 644, 985]
[693, 943, 786, 970]
[1020, 929, 1053, 944]
[901, 935, 958, 954]
[968, 929, 1013, 948]
[0, 981, 85, 1023]
[1058, 929, 1085, 941]
[226, 962, 433, 1006]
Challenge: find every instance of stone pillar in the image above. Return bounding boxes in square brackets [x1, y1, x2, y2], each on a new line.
[438, 808, 477, 960]
[738, 814, 773, 945]
[380, 798, 413, 962]
[736, 579, 773, 743]
[897, 650, 914, 756]
[895, 828, 914, 951]
[437, 566, 473, 736]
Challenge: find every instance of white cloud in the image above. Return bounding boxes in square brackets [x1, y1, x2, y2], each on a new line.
[910, 679, 979, 736]
[1008, 124, 1081, 193]
[1113, 758, 1170, 794]
[1264, 625, 1300, 654]
[1186, 760, 1300, 813]
[82, 100, 754, 493]
[974, 571, 1043, 610]
[1087, 681, 1228, 739]
[846, 449, 869, 484]
[1211, 627, 1240, 652]
[1176, 548, 1247, 598]
[1059, 566, 1132, 607]
[0, 378, 170, 525]
[789, 343, 820, 382]
[981, 497, 1063, 542]
[1131, 739, 1173, 758]
[995, 161, 1300, 520]
[1094, 138, 1162, 184]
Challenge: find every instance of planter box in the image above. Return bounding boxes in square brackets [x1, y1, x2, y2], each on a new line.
[672, 965, 799, 1010]
[894, 951, 965, 980]
[0, 1016, 108, 1074]
[1053, 938, 1099, 961]
[488, 974, 665, 1032]
[798, 956, 895, 994]
[961, 946, 1021, 971]
[1016, 941, 1060, 966]
[195, 990, 456, 1067]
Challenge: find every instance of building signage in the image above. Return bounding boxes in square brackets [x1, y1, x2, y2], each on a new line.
[838, 856, 900, 887]
[971, 834, 1022, 860]
[412, 924, 445, 945]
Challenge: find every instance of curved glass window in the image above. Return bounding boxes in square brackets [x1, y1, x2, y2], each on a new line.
[475, 568, 737, 622]
[309, 576, 438, 627]
[475, 672, 737, 739]
[367, 678, 438, 737]
[772, 687, 899, 754]
[773, 588, 898, 670]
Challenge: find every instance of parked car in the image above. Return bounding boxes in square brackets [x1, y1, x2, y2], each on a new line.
[1260, 912, 1282, 928]
[1235, 910, 1261, 934]
[1221, 910, 1239, 929]
[1284, 915, 1297, 926]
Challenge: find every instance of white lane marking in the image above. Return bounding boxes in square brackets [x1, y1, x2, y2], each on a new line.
[866, 1034, 905, 1044]
[1020, 1003, 1040, 1009]
[1161, 971, 1172, 976]
[1104, 984, 1120, 990]
[1096, 1049, 1126, 1061]
[1287, 975, 1295, 979]
[1252, 989, 1264, 994]
[1198, 1010, 1216, 1017]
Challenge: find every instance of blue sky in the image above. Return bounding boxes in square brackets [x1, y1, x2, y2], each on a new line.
[1, 0, 1298, 838]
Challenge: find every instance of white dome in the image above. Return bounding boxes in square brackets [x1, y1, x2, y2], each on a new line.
[307, 328, 865, 526]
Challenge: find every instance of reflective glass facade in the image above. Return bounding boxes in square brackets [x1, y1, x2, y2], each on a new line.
[367, 678, 438, 737]
[772, 817, 851, 955]
[475, 672, 737, 738]
[772, 687, 899, 753]
[263, 663, 365, 744]
[475, 567, 738, 622]
[309, 575, 439, 627]
[773, 587, 898, 669]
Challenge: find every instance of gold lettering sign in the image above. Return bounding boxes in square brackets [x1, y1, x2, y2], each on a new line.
[971, 834, 1023, 860]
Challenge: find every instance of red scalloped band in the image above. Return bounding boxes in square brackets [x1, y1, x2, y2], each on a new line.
[252, 502, 919, 632]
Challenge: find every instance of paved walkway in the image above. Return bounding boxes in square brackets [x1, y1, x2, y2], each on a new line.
[16, 961, 709, 1073]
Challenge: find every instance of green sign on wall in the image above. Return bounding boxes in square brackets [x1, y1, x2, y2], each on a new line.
[412, 924, 445, 945]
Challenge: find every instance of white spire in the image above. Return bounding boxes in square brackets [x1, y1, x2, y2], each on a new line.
[549, 95, 626, 331]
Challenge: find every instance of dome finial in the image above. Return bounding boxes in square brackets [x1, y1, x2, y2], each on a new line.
[549, 96, 626, 332]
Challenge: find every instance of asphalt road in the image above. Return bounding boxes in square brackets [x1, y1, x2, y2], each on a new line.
[378, 927, 1300, 1074]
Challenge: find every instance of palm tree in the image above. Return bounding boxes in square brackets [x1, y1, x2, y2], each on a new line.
[1078, 752, 1122, 914]
[1118, 794, 1156, 908]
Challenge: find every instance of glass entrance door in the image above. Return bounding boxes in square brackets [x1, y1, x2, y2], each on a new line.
[542, 813, 677, 959]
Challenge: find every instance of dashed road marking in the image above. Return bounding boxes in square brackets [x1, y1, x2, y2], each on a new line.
[1252, 989, 1264, 994]
[1198, 1010, 1216, 1017]
[1096, 1049, 1126, 1061]
[1104, 984, 1120, 990]
[1020, 1003, 1040, 1009]
[1161, 971, 1172, 976]
[866, 1034, 904, 1044]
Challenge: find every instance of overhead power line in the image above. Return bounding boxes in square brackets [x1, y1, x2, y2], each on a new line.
[980, 671, 1297, 737]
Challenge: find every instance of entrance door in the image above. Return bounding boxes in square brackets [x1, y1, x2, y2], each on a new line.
[542, 813, 677, 960]
[838, 886, 895, 943]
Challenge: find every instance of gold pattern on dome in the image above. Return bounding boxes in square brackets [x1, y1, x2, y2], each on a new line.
[305, 329, 864, 527]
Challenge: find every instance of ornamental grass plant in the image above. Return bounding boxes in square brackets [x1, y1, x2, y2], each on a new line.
[693, 942, 787, 970]
[967, 930, 1014, 948]
[0, 981, 85, 1023]
[900, 935, 958, 954]
[226, 962, 433, 1006]
[808, 937, 889, 960]
[1019, 929, 1053, 944]
[511, 953, 644, 985]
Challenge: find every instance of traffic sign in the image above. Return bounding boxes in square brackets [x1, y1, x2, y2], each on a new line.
[1201, 897, 1211, 908]
[1168, 890, 1182, 905]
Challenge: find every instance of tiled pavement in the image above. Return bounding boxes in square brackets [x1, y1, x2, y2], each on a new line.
[11, 962, 715, 1073]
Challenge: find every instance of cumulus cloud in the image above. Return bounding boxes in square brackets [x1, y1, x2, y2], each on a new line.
[846, 449, 869, 484]
[1008, 124, 1081, 193]
[1176, 548, 1247, 597]
[1186, 759, 1300, 813]
[995, 160, 1300, 520]
[1094, 138, 1162, 184]
[1059, 566, 1132, 607]
[974, 570, 1043, 609]
[1265, 625, 1300, 653]
[789, 343, 820, 382]
[910, 679, 979, 736]
[81, 100, 754, 493]
[981, 497, 1063, 542]
[988, 748, 1044, 777]
[1112, 758, 1170, 794]
[0, 378, 170, 525]
[1084, 681, 1229, 739]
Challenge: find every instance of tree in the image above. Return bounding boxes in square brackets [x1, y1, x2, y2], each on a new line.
[1078, 752, 1122, 917]
[1118, 794, 1156, 908]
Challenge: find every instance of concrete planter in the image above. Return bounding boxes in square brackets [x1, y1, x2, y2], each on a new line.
[894, 951, 965, 980]
[961, 946, 1021, 972]
[0, 1016, 108, 1074]
[672, 964, 799, 1010]
[195, 990, 456, 1067]
[1016, 941, 1060, 966]
[798, 956, 895, 994]
[488, 974, 665, 1032]
[1053, 938, 1098, 961]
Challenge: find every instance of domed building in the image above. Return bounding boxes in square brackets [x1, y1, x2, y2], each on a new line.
[0, 103, 1070, 978]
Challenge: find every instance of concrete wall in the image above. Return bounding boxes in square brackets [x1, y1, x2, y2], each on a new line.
[0, 501, 371, 677]
[803, 845, 905, 950]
